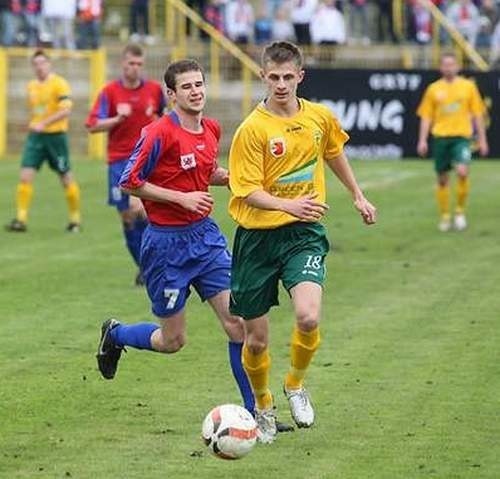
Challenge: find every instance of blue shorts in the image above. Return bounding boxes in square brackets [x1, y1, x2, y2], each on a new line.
[140, 217, 232, 318]
[108, 159, 130, 211]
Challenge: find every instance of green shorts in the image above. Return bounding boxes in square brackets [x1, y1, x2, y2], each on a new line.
[229, 222, 330, 320]
[21, 132, 71, 174]
[432, 137, 471, 174]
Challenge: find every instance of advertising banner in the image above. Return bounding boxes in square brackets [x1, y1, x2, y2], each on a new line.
[299, 69, 499, 158]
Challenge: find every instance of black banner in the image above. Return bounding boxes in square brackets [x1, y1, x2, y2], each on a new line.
[299, 69, 499, 158]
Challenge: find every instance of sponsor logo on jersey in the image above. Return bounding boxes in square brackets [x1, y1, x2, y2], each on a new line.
[270, 137, 286, 158]
[180, 153, 197, 170]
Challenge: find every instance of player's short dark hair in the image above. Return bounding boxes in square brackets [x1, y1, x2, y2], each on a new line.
[261, 41, 303, 69]
[122, 43, 143, 57]
[441, 51, 457, 62]
[163, 59, 205, 91]
[31, 49, 49, 62]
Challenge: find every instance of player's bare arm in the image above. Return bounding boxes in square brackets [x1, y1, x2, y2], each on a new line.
[122, 182, 213, 215]
[326, 153, 377, 225]
[417, 118, 432, 157]
[30, 107, 71, 132]
[244, 189, 328, 222]
[474, 115, 489, 156]
[87, 103, 132, 133]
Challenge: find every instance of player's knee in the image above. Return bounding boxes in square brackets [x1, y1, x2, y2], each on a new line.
[245, 333, 268, 355]
[222, 316, 245, 342]
[296, 311, 319, 332]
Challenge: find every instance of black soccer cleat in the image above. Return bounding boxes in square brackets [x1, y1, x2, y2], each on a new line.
[66, 222, 81, 233]
[276, 419, 295, 433]
[5, 219, 27, 232]
[96, 318, 124, 379]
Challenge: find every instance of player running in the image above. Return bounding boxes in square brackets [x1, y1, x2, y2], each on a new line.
[86, 44, 165, 284]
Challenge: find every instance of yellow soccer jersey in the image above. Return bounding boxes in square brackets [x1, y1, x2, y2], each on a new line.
[417, 76, 484, 138]
[27, 73, 72, 133]
[229, 98, 349, 229]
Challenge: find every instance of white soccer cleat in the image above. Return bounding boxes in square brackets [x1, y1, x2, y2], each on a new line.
[254, 408, 277, 444]
[438, 216, 452, 232]
[453, 213, 467, 231]
[284, 387, 315, 428]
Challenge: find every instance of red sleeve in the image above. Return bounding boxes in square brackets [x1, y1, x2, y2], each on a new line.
[119, 122, 164, 189]
[85, 85, 112, 127]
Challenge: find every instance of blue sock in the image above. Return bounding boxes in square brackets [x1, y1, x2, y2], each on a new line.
[110, 323, 159, 350]
[228, 341, 255, 413]
[123, 218, 147, 266]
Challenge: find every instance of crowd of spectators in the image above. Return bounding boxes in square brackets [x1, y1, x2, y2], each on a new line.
[1, 1, 500, 66]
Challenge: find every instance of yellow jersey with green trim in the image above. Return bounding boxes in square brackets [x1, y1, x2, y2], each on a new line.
[416, 76, 484, 138]
[27, 73, 72, 133]
[229, 98, 349, 229]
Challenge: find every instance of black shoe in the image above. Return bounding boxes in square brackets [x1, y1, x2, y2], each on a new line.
[66, 222, 81, 233]
[276, 419, 295, 433]
[135, 271, 145, 286]
[96, 318, 124, 379]
[5, 219, 27, 232]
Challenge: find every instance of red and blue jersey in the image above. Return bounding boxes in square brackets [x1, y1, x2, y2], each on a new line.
[120, 111, 221, 226]
[85, 79, 166, 163]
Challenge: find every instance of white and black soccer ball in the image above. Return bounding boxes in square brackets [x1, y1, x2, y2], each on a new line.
[201, 404, 257, 459]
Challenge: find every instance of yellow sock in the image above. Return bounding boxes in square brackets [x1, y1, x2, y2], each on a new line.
[16, 183, 33, 223]
[285, 326, 320, 391]
[242, 345, 273, 410]
[435, 184, 450, 219]
[456, 176, 470, 215]
[65, 182, 81, 224]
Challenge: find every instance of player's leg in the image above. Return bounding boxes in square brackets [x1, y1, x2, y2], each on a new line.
[6, 133, 41, 232]
[46, 132, 81, 231]
[119, 196, 148, 285]
[433, 138, 452, 232]
[451, 138, 472, 230]
[108, 159, 148, 284]
[281, 223, 328, 428]
[206, 290, 255, 414]
[229, 225, 280, 443]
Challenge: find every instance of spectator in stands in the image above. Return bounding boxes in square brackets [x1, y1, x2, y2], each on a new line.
[446, 0, 480, 46]
[377, 0, 398, 43]
[0, 0, 16, 46]
[349, 0, 369, 45]
[254, 5, 273, 44]
[477, 0, 498, 46]
[489, 19, 500, 66]
[272, 4, 295, 41]
[311, 0, 346, 44]
[17, 0, 41, 47]
[225, 0, 254, 44]
[130, 0, 154, 45]
[203, 0, 225, 34]
[290, 0, 318, 45]
[410, 0, 432, 44]
[42, 0, 76, 49]
[76, 0, 102, 49]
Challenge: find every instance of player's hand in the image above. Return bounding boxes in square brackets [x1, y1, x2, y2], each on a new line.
[116, 103, 132, 118]
[30, 122, 45, 132]
[210, 167, 229, 186]
[478, 139, 489, 156]
[180, 191, 214, 215]
[282, 193, 329, 222]
[354, 196, 377, 225]
[417, 139, 428, 157]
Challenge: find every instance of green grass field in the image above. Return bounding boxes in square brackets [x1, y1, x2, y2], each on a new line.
[1, 158, 499, 479]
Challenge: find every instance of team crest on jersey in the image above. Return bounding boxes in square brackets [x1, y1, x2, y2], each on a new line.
[180, 153, 196, 170]
[270, 137, 286, 158]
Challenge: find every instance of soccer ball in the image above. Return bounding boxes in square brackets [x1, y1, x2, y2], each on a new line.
[202, 404, 258, 459]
